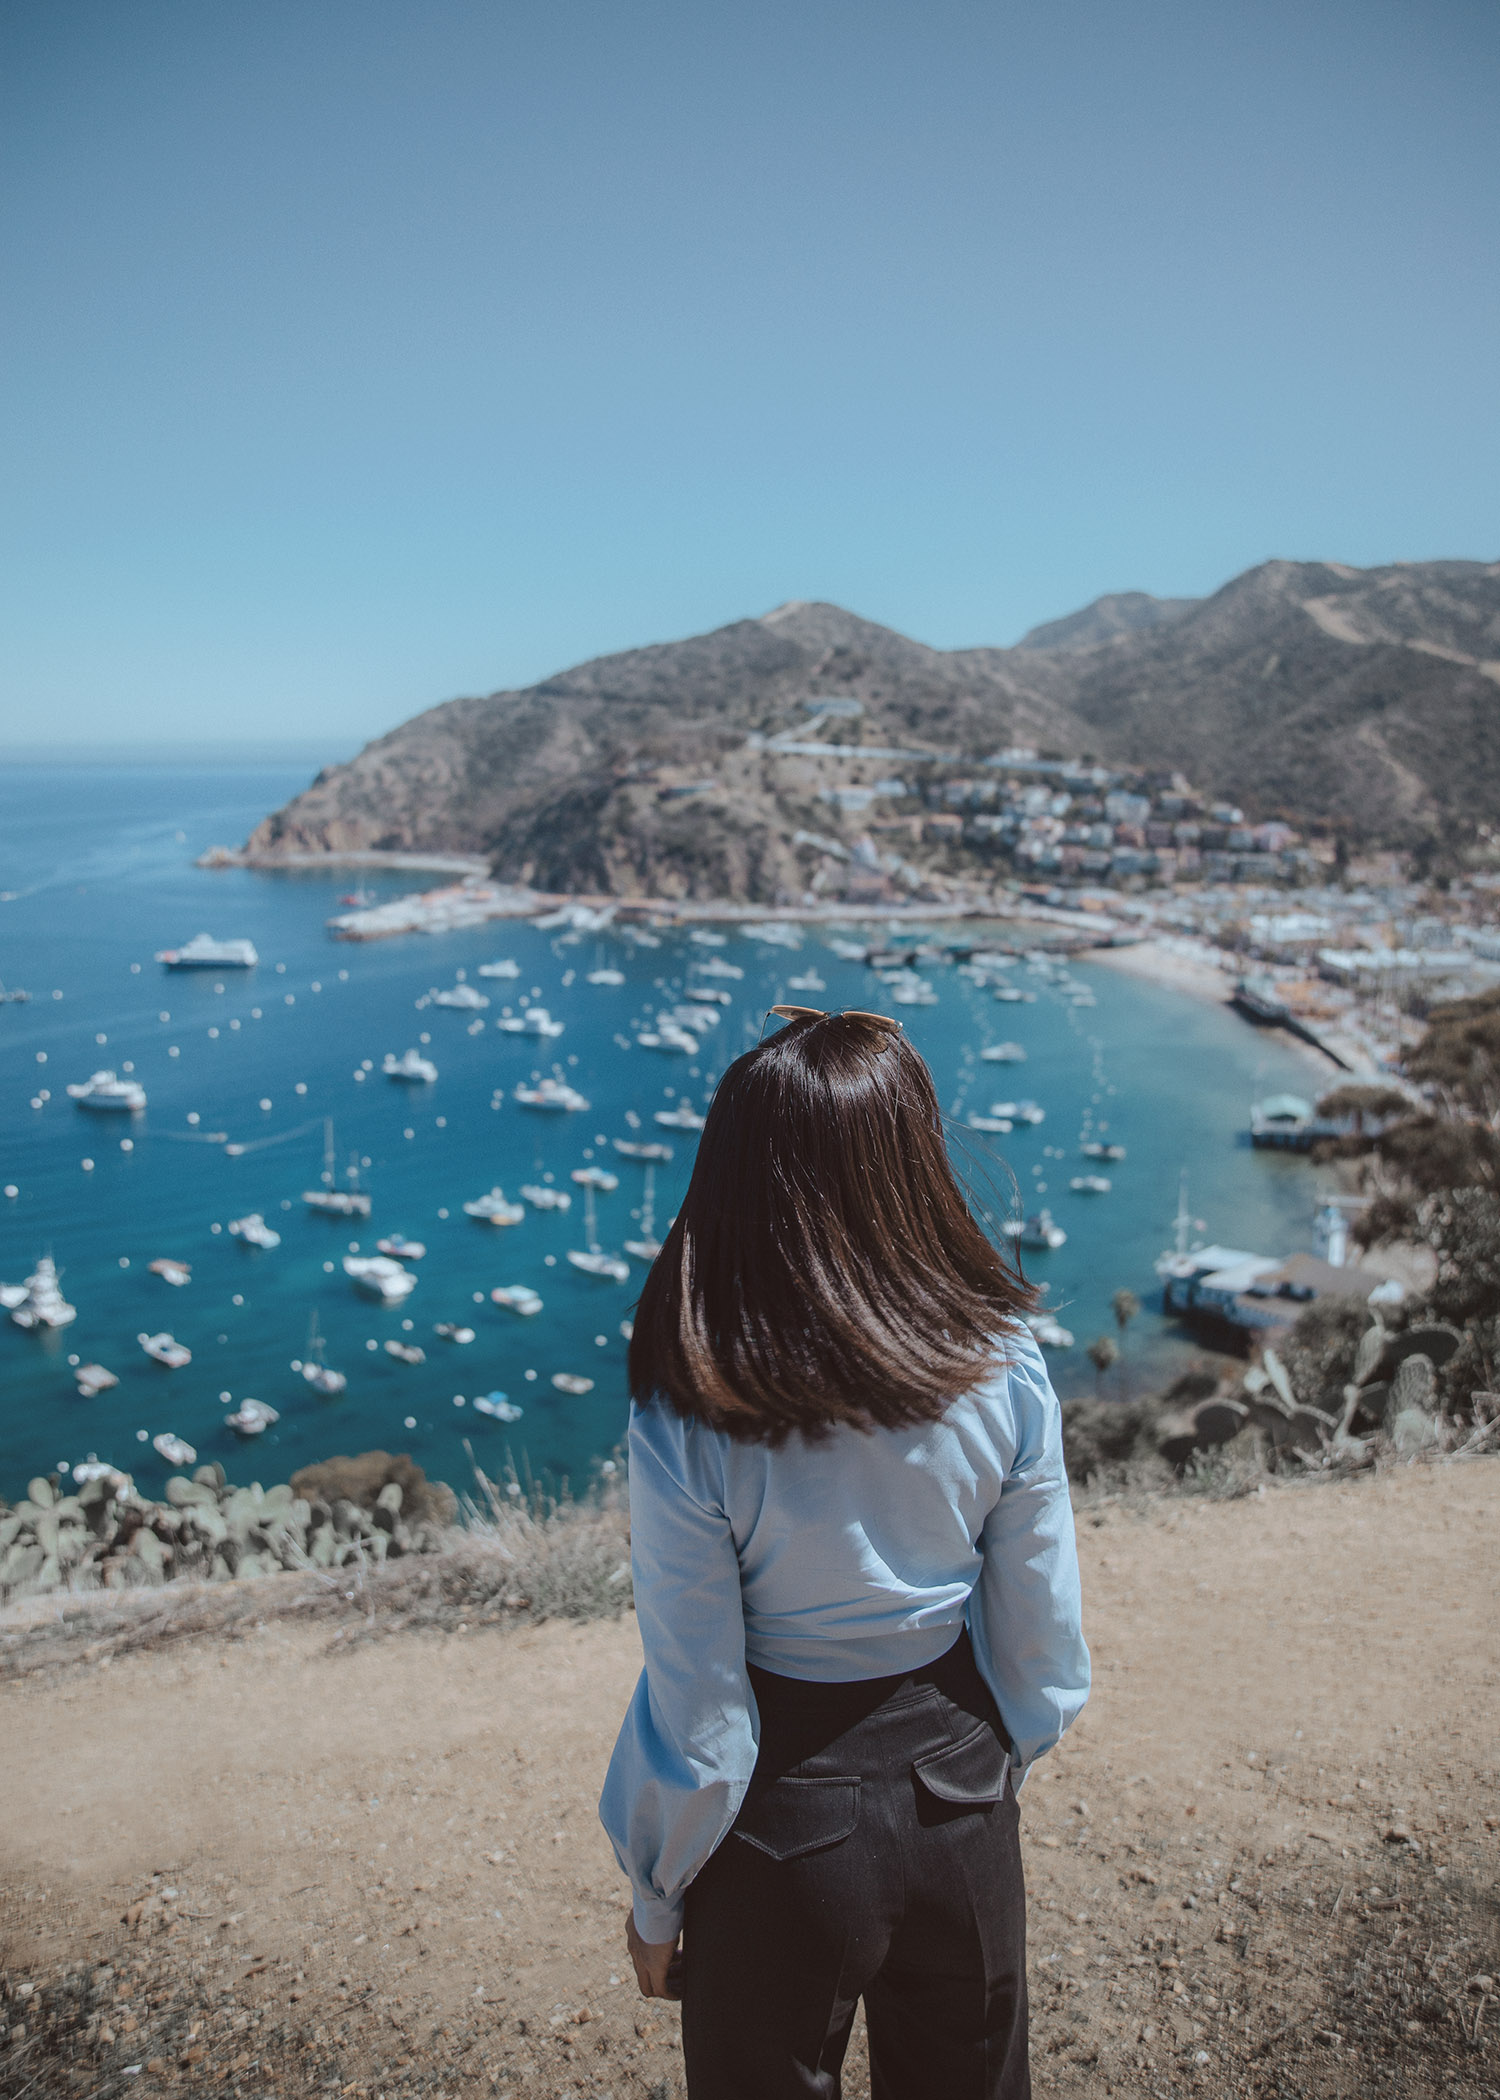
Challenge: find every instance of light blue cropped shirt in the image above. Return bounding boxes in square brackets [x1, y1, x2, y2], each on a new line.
[598, 1328, 1090, 1942]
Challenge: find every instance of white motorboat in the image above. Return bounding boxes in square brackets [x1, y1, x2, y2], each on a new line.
[624, 1166, 663, 1262]
[980, 1043, 1027, 1064]
[384, 1338, 426, 1363]
[967, 1114, 1013, 1134]
[654, 1103, 706, 1131]
[67, 1069, 147, 1112]
[293, 1313, 347, 1394]
[1069, 1174, 1113, 1195]
[515, 1077, 590, 1111]
[886, 973, 937, 1007]
[139, 1330, 191, 1367]
[1004, 1211, 1067, 1252]
[1025, 1314, 1076, 1349]
[613, 1138, 673, 1161]
[384, 1048, 439, 1082]
[683, 985, 731, 1005]
[688, 929, 727, 947]
[344, 1254, 417, 1302]
[156, 933, 258, 968]
[463, 1186, 525, 1225]
[496, 1005, 564, 1037]
[520, 1183, 571, 1212]
[571, 1165, 619, 1192]
[229, 1213, 282, 1249]
[477, 958, 521, 978]
[694, 955, 743, 978]
[75, 1362, 119, 1396]
[568, 1185, 631, 1282]
[551, 1372, 595, 1395]
[669, 1003, 719, 1032]
[743, 922, 802, 950]
[636, 1024, 697, 1053]
[302, 1120, 372, 1217]
[153, 1432, 197, 1467]
[434, 1321, 476, 1343]
[149, 1257, 191, 1287]
[786, 971, 826, 992]
[376, 1232, 427, 1260]
[225, 1397, 280, 1435]
[1079, 1141, 1127, 1162]
[991, 1100, 1045, 1126]
[430, 980, 489, 1010]
[994, 986, 1034, 1004]
[474, 1391, 524, 1421]
[586, 968, 625, 986]
[491, 1284, 543, 1316]
[11, 1257, 77, 1329]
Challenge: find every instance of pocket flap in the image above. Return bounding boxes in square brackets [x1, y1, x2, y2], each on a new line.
[732, 1776, 861, 1861]
[913, 1722, 1009, 1805]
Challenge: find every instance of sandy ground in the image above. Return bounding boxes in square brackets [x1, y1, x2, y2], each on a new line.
[2, 1462, 1497, 2099]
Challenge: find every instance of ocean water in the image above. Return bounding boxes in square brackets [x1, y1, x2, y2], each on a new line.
[0, 764, 1327, 1502]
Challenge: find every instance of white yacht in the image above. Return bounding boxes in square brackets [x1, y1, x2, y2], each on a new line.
[293, 1314, 347, 1394]
[567, 1185, 631, 1282]
[496, 1005, 564, 1037]
[477, 958, 521, 978]
[156, 933, 259, 968]
[991, 1100, 1045, 1126]
[10, 1257, 77, 1329]
[967, 1114, 1013, 1134]
[636, 1023, 697, 1053]
[434, 1321, 476, 1344]
[743, 922, 802, 950]
[153, 1433, 197, 1467]
[473, 1391, 524, 1420]
[148, 1258, 192, 1287]
[1069, 1174, 1112, 1195]
[344, 1254, 418, 1302]
[786, 970, 826, 992]
[654, 1102, 706, 1131]
[491, 1283, 544, 1316]
[613, 1138, 673, 1162]
[384, 1338, 426, 1364]
[669, 1004, 719, 1032]
[571, 1165, 619, 1192]
[624, 1165, 663, 1262]
[586, 968, 625, 986]
[384, 1048, 439, 1082]
[1080, 1141, 1127, 1162]
[515, 1077, 589, 1111]
[980, 1043, 1027, 1064]
[683, 985, 732, 1006]
[1005, 1211, 1067, 1251]
[463, 1186, 525, 1225]
[139, 1330, 191, 1367]
[520, 1183, 571, 1211]
[225, 1397, 280, 1436]
[688, 929, 727, 947]
[551, 1372, 595, 1395]
[75, 1362, 119, 1396]
[376, 1232, 427, 1260]
[302, 1121, 372, 1217]
[67, 1069, 147, 1112]
[694, 955, 743, 978]
[1025, 1313, 1076, 1349]
[430, 981, 490, 1010]
[229, 1212, 282, 1249]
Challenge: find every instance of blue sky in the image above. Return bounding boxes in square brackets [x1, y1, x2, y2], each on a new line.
[2, 0, 1497, 747]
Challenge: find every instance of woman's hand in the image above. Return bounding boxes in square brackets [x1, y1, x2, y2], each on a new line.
[626, 1912, 682, 1999]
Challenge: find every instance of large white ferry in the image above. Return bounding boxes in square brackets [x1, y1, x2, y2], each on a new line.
[155, 933, 259, 969]
[67, 1069, 147, 1112]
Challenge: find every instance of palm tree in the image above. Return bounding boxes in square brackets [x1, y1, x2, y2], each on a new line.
[1111, 1287, 1140, 1337]
[1086, 1334, 1119, 1393]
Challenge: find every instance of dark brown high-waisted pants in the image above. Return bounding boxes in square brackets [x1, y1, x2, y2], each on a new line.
[681, 1630, 1029, 2100]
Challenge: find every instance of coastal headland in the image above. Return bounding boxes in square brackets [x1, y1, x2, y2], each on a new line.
[2, 1461, 1495, 2097]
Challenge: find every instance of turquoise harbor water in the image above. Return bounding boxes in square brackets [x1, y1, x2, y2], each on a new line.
[0, 764, 1327, 1502]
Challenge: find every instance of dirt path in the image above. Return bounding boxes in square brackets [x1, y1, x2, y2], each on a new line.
[2, 1463, 1497, 2098]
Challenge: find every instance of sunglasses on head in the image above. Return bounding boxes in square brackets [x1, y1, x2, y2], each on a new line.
[766, 1004, 901, 1031]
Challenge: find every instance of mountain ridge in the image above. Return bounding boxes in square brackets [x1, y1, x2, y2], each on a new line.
[245, 557, 1500, 900]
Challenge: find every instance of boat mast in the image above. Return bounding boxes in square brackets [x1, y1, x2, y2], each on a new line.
[1173, 1169, 1191, 1257]
[321, 1118, 335, 1188]
[640, 1165, 655, 1240]
[585, 1184, 599, 1253]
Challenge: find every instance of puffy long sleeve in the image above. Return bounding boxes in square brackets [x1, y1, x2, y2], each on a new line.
[966, 1339, 1091, 1774]
[597, 1403, 759, 1943]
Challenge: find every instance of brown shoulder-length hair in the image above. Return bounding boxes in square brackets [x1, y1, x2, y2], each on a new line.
[628, 1010, 1035, 1442]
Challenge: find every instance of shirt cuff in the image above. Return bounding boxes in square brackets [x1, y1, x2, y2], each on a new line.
[633, 1893, 684, 1945]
